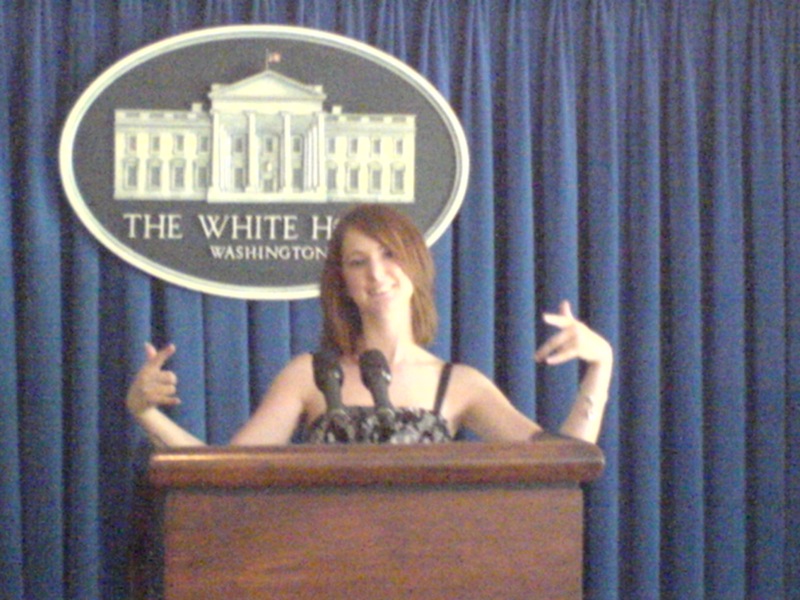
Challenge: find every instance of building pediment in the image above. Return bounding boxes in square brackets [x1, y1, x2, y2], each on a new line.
[209, 69, 326, 103]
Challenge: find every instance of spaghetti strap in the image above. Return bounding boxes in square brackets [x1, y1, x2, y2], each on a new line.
[433, 362, 453, 415]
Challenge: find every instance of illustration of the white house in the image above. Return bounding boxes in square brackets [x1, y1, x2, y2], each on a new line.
[113, 57, 416, 203]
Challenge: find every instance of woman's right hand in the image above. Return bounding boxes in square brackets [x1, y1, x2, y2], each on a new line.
[126, 343, 181, 416]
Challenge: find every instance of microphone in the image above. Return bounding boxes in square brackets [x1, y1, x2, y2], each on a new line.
[312, 349, 345, 413]
[312, 349, 352, 442]
[359, 349, 396, 439]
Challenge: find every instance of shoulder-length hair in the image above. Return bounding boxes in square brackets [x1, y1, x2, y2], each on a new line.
[320, 203, 437, 355]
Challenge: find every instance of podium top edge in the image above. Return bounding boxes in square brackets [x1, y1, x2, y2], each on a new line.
[147, 437, 606, 489]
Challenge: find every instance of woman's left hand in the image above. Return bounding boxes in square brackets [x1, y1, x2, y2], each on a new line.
[534, 300, 612, 367]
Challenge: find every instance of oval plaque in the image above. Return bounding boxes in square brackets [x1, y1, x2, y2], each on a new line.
[59, 25, 469, 300]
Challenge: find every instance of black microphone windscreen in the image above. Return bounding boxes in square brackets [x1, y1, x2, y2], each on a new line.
[359, 349, 395, 439]
[313, 349, 343, 390]
[359, 349, 391, 387]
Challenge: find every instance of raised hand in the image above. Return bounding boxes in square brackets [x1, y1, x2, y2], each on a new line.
[534, 300, 612, 367]
[126, 343, 181, 415]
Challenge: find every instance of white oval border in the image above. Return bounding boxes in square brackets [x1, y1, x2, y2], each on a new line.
[59, 25, 469, 300]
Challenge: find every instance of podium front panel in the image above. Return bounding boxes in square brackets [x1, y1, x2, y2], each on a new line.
[143, 439, 604, 599]
[163, 484, 582, 599]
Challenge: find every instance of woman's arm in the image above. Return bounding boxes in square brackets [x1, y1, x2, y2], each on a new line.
[127, 345, 313, 447]
[126, 343, 206, 447]
[452, 365, 543, 441]
[456, 301, 612, 444]
[534, 301, 613, 443]
[228, 353, 313, 446]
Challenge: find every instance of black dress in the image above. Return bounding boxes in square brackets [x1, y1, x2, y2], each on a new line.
[303, 363, 454, 444]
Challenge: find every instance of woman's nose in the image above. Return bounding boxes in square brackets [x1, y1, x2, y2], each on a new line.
[367, 258, 386, 281]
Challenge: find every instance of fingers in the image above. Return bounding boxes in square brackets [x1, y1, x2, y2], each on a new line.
[541, 300, 575, 329]
[127, 373, 180, 414]
[140, 372, 181, 406]
[144, 342, 176, 370]
[559, 299, 574, 319]
[538, 346, 580, 366]
[534, 326, 578, 364]
[535, 300, 581, 365]
[127, 342, 180, 414]
[535, 302, 613, 366]
[143, 343, 179, 400]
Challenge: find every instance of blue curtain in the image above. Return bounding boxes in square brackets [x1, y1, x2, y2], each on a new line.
[2, 1, 798, 598]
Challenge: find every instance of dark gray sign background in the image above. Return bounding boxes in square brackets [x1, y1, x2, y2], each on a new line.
[61, 27, 468, 299]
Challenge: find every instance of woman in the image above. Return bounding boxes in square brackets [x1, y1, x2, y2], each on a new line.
[126, 204, 613, 447]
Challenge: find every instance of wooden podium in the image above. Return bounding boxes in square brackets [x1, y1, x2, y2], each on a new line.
[138, 435, 604, 599]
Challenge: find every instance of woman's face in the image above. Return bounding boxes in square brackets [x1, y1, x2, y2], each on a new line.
[340, 228, 414, 317]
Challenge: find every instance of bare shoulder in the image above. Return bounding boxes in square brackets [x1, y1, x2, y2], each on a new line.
[270, 352, 318, 398]
[230, 352, 316, 445]
[448, 362, 503, 397]
[441, 362, 507, 416]
[280, 352, 314, 377]
[444, 362, 540, 441]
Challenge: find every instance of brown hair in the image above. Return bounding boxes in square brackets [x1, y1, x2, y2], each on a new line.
[320, 204, 437, 354]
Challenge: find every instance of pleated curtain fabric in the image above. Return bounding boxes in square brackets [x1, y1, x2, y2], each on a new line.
[1, 1, 798, 598]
